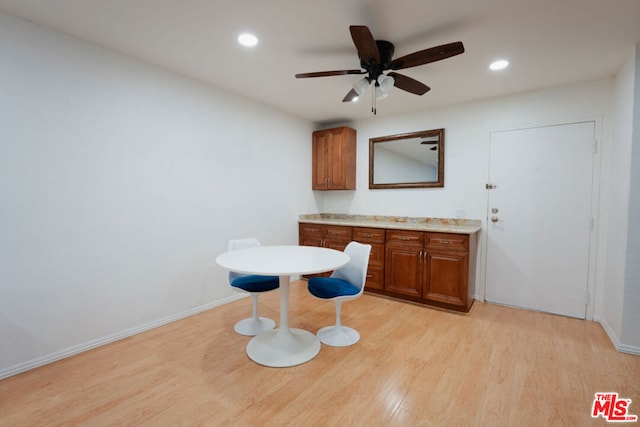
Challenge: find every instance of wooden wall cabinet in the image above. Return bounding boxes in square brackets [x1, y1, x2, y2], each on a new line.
[299, 222, 478, 312]
[312, 126, 356, 190]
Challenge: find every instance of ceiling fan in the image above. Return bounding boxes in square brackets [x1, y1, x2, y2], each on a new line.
[295, 26, 464, 113]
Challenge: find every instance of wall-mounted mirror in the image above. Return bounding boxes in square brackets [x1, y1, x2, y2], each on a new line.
[369, 128, 445, 189]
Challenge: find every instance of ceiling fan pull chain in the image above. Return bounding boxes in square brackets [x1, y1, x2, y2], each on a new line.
[372, 84, 377, 115]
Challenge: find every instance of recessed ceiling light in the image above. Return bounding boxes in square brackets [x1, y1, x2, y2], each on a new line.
[489, 59, 509, 71]
[238, 33, 258, 47]
[352, 97, 359, 103]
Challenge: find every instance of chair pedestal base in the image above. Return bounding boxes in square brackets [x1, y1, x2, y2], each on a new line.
[234, 317, 276, 336]
[317, 325, 360, 347]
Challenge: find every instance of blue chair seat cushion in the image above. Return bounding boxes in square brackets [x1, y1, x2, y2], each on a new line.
[308, 277, 360, 299]
[231, 275, 279, 293]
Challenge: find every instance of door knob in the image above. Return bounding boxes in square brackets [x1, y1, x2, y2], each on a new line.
[490, 216, 499, 223]
[491, 208, 499, 214]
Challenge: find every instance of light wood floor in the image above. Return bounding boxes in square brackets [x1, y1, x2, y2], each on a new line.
[1, 281, 639, 426]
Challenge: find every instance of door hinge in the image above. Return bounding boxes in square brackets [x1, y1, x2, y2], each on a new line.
[486, 183, 497, 190]
[585, 291, 590, 305]
[589, 218, 594, 231]
[593, 139, 598, 154]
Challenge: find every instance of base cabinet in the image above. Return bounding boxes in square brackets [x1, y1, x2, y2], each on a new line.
[298, 223, 351, 277]
[299, 222, 478, 312]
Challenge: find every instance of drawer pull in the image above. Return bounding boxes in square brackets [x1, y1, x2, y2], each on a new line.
[362, 233, 374, 237]
[398, 236, 413, 241]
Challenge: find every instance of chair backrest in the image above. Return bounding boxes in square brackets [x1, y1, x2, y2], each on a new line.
[227, 238, 261, 283]
[228, 238, 261, 252]
[330, 241, 372, 290]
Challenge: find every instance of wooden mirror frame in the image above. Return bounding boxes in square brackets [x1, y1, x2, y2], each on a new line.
[369, 128, 445, 189]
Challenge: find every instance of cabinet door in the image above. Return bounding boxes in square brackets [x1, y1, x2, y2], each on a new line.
[423, 250, 468, 307]
[385, 245, 422, 297]
[312, 132, 329, 189]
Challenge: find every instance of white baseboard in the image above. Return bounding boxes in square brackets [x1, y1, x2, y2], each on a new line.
[594, 315, 640, 356]
[0, 294, 246, 380]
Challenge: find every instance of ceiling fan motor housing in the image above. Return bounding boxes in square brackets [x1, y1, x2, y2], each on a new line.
[361, 40, 395, 81]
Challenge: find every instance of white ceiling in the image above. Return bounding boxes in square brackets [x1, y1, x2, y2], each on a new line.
[1, 0, 640, 124]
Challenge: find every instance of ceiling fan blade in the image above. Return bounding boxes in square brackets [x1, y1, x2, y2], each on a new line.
[295, 69, 365, 78]
[349, 25, 380, 64]
[387, 72, 430, 95]
[388, 41, 465, 70]
[342, 88, 359, 102]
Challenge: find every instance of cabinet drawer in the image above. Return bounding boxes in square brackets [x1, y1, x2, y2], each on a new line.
[365, 265, 384, 290]
[299, 223, 324, 237]
[368, 243, 385, 266]
[386, 230, 424, 246]
[425, 233, 469, 251]
[325, 225, 352, 240]
[353, 227, 385, 243]
[300, 235, 323, 247]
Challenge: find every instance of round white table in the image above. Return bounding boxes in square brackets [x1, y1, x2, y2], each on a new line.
[216, 245, 350, 367]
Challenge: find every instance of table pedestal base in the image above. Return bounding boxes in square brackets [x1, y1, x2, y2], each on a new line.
[246, 328, 321, 367]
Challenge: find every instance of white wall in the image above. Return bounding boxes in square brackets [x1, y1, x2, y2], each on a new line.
[621, 44, 640, 348]
[316, 79, 614, 312]
[0, 12, 316, 378]
[602, 48, 635, 344]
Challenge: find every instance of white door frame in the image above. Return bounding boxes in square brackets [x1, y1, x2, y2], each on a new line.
[481, 116, 603, 320]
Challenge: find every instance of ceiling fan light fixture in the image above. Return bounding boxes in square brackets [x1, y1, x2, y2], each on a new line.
[377, 74, 395, 92]
[353, 77, 370, 96]
[375, 85, 389, 101]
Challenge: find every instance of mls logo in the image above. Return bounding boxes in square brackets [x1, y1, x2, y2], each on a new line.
[592, 392, 638, 422]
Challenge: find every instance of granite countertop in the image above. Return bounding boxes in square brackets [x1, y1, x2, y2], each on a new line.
[299, 214, 482, 234]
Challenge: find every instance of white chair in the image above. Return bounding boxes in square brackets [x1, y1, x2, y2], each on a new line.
[307, 241, 372, 347]
[228, 238, 279, 336]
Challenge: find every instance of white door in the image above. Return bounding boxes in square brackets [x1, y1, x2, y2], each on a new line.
[485, 121, 595, 319]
